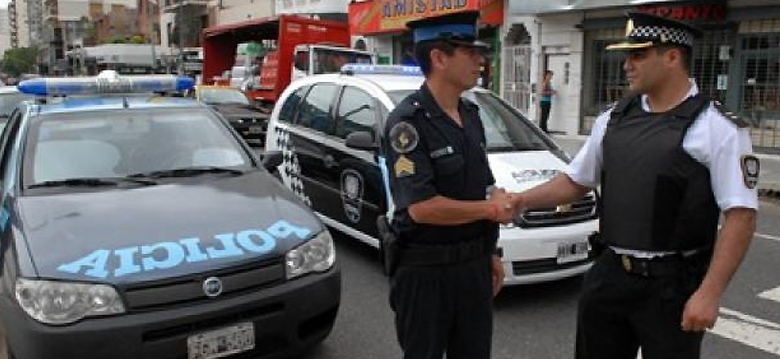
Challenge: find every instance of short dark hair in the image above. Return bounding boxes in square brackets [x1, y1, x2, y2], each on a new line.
[544, 70, 553, 76]
[414, 40, 456, 76]
[655, 44, 692, 74]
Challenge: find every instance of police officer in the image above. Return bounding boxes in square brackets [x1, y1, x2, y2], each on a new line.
[512, 12, 758, 359]
[382, 10, 515, 359]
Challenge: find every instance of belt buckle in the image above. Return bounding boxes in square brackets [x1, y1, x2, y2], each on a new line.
[620, 254, 632, 272]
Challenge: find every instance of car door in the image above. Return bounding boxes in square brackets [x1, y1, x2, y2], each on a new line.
[284, 83, 341, 216]
[329, 85, 385, 244]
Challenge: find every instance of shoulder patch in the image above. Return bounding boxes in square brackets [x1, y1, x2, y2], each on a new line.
[740, 155, 760, 189]
[713, 101, 749, 128]
[389, 121, 419, 154]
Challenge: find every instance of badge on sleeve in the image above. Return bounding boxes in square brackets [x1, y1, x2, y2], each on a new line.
[740, 155, 760, 189]
[389, 122, 419, 154]
[394, 155, 416, 178]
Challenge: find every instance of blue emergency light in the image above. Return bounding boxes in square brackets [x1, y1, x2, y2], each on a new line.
[340, 64, 423, 77]
[17, 71, 195, 96]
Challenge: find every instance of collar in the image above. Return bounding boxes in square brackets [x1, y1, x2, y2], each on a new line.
[418, 82, 476, 121]
[640, 79, 699, 112]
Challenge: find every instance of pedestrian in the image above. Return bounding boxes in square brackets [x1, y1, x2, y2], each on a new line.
[511, 12, 758, 359]
[539, 70, 555, 133]
[381, 10, 514, 359]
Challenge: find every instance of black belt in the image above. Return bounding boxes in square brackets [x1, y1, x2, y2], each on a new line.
[399, 240, 486, 267]
[609, 247, 709, 278]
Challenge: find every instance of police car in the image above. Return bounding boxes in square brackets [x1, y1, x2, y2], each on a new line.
[0, 72, 339, 359]
[265, 64, 598, 285]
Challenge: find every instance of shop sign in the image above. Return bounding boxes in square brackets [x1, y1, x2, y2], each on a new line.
[349, 0, 504, 35]
[638, 3, 727, 23]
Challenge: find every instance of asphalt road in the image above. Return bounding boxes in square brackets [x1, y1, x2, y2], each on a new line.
[300, 201, 780, 359]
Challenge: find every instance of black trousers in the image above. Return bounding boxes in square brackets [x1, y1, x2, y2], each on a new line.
[576, 250, 707, 359]
[389, 254, 493, 359]
[540, 101, 552, 133]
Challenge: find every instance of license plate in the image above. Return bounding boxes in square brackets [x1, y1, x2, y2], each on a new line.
[248, 126, 264, 134]
[187, 322, 255, 359]
[556, 241, 589, 264]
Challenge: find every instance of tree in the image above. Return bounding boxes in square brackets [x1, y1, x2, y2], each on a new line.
[1, 46, 39, 77]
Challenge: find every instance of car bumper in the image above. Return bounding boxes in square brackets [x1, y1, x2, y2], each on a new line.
[1, 266, 340, 359]
[497, 220, 598, 285]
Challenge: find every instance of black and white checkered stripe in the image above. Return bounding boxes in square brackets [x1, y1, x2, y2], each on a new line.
[275, 126, 312, 207]
[630, 25, 694, 47]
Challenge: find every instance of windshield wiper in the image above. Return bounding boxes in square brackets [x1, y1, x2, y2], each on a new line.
[127, 166, 245, 179]
[29, 178, 120, 188]
[29, 176, 158, 189]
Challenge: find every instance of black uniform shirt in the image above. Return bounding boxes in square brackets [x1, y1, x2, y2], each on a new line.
[384, 83, 497, 245]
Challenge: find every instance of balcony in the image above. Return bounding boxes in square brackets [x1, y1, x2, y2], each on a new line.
[162, 0, 209, 13]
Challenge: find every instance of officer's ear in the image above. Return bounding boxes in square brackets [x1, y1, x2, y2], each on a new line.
[429, 48, 450, 74]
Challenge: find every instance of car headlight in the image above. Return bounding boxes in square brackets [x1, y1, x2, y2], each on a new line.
[15, 278, 125, 325]
[285, 230, 336, 279]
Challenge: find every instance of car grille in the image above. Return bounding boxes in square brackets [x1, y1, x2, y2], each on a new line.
[123, 260, 285, 311]
[512, 255, 594, 276]
[514, 194, 597, 228]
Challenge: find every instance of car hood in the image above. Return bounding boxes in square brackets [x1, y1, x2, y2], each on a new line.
[211, 104, 264, 118]
[17, 171, 322, 285]
[488, 151, 569, 192]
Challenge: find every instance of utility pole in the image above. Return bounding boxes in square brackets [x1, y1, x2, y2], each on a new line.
[149, 0, 157, 72]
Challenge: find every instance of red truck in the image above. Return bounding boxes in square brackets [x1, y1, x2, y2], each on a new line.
[202, 15, 371, 107]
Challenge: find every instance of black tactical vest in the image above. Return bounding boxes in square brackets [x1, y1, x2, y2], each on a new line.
[600, 93, 719, 251]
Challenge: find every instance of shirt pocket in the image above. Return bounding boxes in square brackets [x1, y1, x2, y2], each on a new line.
[433, 154, 466, 194]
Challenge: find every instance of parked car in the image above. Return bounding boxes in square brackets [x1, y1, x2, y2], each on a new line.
[0, 71, 339, 359]
[195, 85, 269, 147]
[0, 86, 33, 131]
[265, 64, 598, 285]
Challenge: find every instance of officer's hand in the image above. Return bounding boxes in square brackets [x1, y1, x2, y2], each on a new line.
[681, 289, 720, 332]
[488, 190, 515, 224]
[491, 254, 504, 297]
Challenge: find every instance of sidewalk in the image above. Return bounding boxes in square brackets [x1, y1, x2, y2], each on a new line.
[551, 134, 780, 198]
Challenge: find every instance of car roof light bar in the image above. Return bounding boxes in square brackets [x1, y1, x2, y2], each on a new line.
[340, 64, 423, 76]
[17, 70, 195, 96]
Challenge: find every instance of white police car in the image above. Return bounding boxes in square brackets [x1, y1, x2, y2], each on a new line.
[0, 72, 339, 359]
[265, 64, 598, 285]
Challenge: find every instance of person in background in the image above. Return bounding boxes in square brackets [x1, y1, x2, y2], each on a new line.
[539, 70, 555, 133]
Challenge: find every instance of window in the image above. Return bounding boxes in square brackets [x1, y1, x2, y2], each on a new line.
[295, 83, 338, 134]
[0, 110, 23, 187]
[335, 87, 378, 139]
[279, 85, 309, 123]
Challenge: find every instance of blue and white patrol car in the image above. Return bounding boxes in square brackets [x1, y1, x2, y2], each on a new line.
[266, 65, 598, 285]
[0, 71, 340, 359]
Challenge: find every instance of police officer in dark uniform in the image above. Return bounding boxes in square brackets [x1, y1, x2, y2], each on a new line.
[382, 10, 515, 359]
[511, 12, 759, 359]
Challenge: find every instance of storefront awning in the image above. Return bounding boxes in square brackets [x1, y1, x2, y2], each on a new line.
[349, 0, 504, 36]
[509, 0, 680, 15]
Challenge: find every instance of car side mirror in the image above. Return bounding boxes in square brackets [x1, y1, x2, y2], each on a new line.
[345, 131, 378, 151]
[261, 150, 283, 171]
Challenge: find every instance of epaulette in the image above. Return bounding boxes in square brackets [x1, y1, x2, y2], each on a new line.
[389, 95, 424, 121]
[712, 101, 749, 128]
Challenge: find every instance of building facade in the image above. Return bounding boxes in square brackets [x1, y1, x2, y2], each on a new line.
[506, 0, 780, 151]
[0, 8, 11, 58]
[348, 0, 506, 93]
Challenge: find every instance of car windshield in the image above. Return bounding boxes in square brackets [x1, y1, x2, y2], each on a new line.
[388, 90, 553, 152]
[24, 107, 253, 188]
[200, 88, 250, 105]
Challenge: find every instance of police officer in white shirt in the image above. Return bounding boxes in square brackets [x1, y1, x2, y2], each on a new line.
[511, 11, 758, 359]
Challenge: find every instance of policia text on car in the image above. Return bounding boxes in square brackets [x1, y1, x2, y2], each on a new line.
[379, 10, 516, 359]
[511, 12, 759, 359]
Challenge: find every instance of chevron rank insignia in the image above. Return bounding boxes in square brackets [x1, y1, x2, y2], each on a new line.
[394, 155, 415, 178]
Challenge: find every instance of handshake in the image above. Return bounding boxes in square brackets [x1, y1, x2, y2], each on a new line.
[486, 187, 525, 224]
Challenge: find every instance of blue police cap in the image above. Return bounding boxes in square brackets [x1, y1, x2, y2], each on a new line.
[406, 11, 489, 51]
[607, 11, 703, 51]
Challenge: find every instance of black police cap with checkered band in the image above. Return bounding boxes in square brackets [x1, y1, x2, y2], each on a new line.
[606, 11, 703, 51]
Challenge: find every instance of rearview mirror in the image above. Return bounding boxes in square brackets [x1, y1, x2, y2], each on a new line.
[345, 131, 378, 151]
[261, 150, 283, 171]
